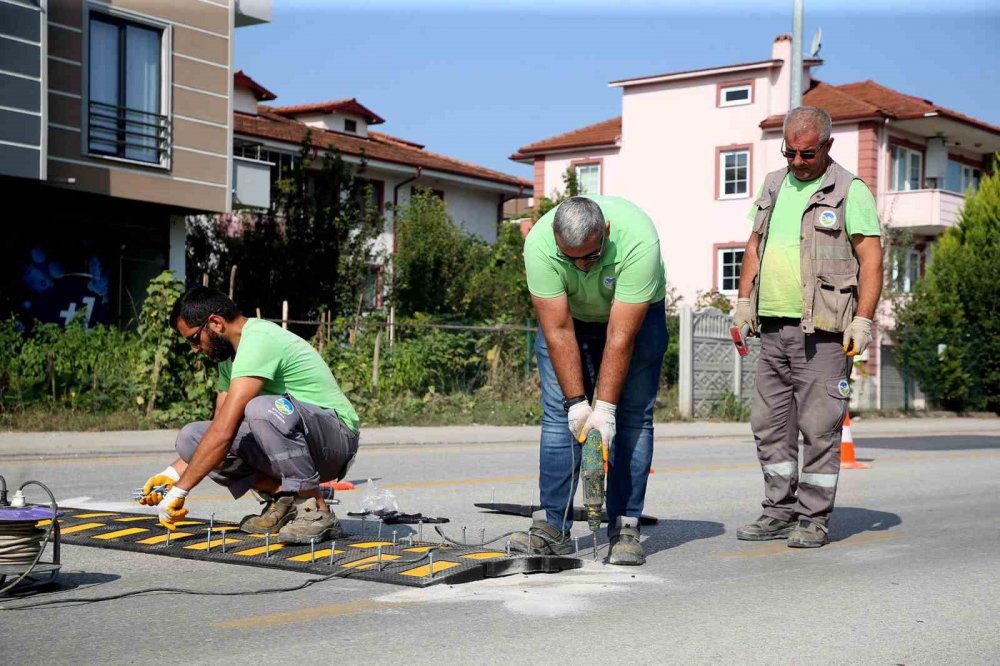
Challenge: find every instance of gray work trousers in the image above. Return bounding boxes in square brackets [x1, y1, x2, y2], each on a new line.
[750, 318, 852, 525]
[175, 394, 359, 499]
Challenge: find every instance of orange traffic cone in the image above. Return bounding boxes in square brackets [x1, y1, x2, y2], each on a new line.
[840, 412, 869, 469]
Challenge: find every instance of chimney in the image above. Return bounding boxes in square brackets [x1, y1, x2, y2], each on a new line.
[770, 34, 793, 117]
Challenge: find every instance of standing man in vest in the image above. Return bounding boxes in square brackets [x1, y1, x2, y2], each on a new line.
[511, 196, 668, 565]
[734, 106, 882, 548]
[138, 287, 360, 545]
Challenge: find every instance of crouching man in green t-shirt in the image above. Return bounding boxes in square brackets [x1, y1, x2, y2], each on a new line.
[137, 287, 360, 544]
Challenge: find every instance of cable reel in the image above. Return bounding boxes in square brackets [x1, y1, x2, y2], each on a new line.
[0, 476, 62, 596]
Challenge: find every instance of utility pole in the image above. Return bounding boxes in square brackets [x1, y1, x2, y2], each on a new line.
[791, 0, 804, 109]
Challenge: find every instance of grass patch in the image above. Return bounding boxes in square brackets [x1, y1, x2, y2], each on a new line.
[0, 406, 156, 432]
[1, 383, 685, 431]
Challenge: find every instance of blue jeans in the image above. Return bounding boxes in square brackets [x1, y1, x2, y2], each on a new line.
[535, 300, 667, 536]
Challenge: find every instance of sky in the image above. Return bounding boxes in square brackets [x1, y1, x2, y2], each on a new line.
[233, 0, 1000, 180]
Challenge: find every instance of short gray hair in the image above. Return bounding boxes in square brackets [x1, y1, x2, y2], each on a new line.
[553, 197, 605, 248]
[783, 106, 832, 144]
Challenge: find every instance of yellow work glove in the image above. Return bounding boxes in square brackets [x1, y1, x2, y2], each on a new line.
[157, 486, 189, 531]
[139, 466, 181, 505]
[842, 316, 873, 357]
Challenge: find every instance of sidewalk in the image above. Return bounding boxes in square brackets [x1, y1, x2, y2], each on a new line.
[0, 416, 996, 458]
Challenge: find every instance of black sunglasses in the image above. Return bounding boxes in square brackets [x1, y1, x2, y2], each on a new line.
[781, 139, 827, 160]
[186, 313, 216, 347]
[556, 232, 606, 264]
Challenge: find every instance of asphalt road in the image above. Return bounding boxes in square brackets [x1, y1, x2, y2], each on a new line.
[1, 420, 998, 665]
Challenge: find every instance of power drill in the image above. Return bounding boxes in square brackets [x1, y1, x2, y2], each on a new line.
[580, 428, 606, 560]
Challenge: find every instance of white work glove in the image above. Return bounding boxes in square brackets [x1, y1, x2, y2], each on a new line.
[579, 400, 616, 459]
[567, 401, 593, 442]
[735, 298, 755, 337]
[139, 466, 181, 505]
[842, 316, 872, 357]
[157, 486, 189, 531]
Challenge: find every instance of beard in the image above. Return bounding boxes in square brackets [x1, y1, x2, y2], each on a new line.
[203, 329, 235, 363]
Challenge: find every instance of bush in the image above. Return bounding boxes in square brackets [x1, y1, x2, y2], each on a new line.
[895, 157, 1000, 413]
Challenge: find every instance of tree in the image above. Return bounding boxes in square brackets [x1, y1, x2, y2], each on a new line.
[532, 166, 582, 222]
[391, 190, 490, 316]
[186, 133, 385, 321]
[895, 157, 1000, 412]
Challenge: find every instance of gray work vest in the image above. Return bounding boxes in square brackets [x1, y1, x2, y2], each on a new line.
[750, 160, 861, 334]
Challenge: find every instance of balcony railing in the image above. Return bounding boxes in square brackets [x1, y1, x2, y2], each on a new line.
[88, 100, 170, 164]
[881, 188, 965, 234]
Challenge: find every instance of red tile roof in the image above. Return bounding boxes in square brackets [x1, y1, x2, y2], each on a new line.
[511, 116, 622, 161]
[268, 98, 385, 125]
[234, 70, 276, 101]
[235, 109, 530, 189]
[761, 79, 1000, 135]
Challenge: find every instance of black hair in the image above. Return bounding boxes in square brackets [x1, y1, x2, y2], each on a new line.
[169, 287, 242, 329]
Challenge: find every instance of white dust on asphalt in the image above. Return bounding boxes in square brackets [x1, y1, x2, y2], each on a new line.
[378, 563, 662, 617]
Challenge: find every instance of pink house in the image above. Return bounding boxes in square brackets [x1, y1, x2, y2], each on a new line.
[512, 34, 1000, 411]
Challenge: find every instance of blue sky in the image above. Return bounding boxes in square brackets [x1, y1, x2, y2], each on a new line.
[233, 1, 1000, 179]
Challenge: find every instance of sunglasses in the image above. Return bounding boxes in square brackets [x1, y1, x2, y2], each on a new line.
[556, 232, 606, 264]
[781, 139, 828, 160]
[186, 313, 216, 347]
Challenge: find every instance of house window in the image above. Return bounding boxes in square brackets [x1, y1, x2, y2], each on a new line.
[356, 178, 385, 211]
[890, 145, 923, 191]
[719, 149, 749, 198]
[344, 118, 357, 133]
[411, 186, 445, 201]
[717, 247, 744, 294]
[88, 12, 166, 164]
[944, 160, 981, 194]
[891, 248, 924, 293]
[575, 163, 600, 195]
[719, 84, 752, 107]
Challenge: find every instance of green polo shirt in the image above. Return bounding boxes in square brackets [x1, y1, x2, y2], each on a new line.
[748, 176, 881, 317]
[524, 195, 666, 323]
[218, 318, 359, 433]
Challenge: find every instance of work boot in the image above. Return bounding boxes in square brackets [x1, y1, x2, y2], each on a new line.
[277, 497, 344, 544]
[508, 519, 573, 555]
[787, 519, 829, 548]
[239, 492, 295, 534]
[608, 517, 645, 566]
[736, 515, 796, 541]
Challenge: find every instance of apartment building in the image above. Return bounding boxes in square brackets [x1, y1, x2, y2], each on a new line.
[512, 34, 1000, 410]
[0, 0, 270, 327]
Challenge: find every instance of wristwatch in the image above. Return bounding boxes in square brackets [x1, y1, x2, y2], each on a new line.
[562, 394, 587, 414]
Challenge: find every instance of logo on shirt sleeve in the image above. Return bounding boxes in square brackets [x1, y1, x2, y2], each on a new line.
[819, 211, 838, 228]
[602, 276, 615, 289]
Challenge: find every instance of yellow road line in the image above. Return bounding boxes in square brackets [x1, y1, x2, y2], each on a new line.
[340, 553, 401, 569]
[59, 522, 106, 534]
[213, 600, 415, 629]
[138, 532, 195, 545]
[719, 530, 907, 558]
[94, 527, 148, 540]
[400, 560, 460, 577]
[383, 475, 535, 490]
[187, 537, 245, 551]
[286, 548, 345, 562]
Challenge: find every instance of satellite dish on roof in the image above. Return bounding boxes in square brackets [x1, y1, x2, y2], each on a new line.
[810, 28, 822, 58]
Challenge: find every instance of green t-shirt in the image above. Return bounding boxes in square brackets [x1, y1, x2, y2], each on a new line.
[524, 195, 667, 323]
[748, 175, 881, 318]
[218, 318, 359, 433]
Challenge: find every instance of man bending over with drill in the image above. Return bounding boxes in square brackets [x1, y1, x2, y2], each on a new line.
[138, 287, 360, 543]
[510, 196, 668, 565]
